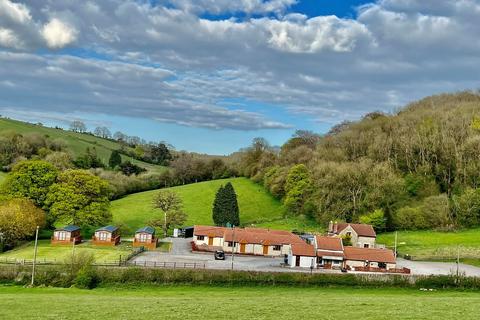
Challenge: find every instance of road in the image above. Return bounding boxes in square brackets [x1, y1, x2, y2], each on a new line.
[129, 238, 338, 273]
[130, 238, 480, 276]
[397, 258, 480, 277]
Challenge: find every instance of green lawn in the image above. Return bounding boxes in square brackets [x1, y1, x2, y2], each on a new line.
[0, 118, 165, 172]
[111, 177, 319, 235]
[0, 285, 479, 319]
[0, 240, 133, 263]
[0, 171, 6, 184]
[378, 229, 480, 264]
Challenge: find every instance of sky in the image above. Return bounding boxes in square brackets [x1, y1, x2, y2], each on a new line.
[0, 0, 479, 154]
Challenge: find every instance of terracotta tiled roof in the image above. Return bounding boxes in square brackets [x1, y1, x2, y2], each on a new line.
[224, 228, 303, 246]
[343, 247, 395, 263]
[335, 223, 376, 238]
[194, 225, 226, 237]
[316, 236, 343, 251]
[316, 250, 344, 258]
[292, 243, 316, 257]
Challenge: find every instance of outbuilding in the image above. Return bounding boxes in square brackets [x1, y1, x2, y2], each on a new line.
[92, 225, 120, 246]
[51, 225, 82, 245]
[133, 226, 157, 250]
[288, 243, 316, 268]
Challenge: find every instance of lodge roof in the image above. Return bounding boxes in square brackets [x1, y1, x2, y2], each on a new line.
[223, 228, 303, 246]
[136, 226, 155, 235]
[55, 225, 80, 232]
[194, 225, 227, 237]
[95, 225, 118, 233]
[335, 223, 376, 238]
[291, 243, 316, 257]
[343, 247, 395, 263]
[315, 236, 343, 251]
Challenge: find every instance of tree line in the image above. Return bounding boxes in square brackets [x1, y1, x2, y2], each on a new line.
[232, 92, 480, 232]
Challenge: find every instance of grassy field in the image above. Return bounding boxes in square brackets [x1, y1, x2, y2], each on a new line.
[112, 177, 319, 235]
[0, 240, 133, 263]
[378, 229, 480, 264]
[0, 171, 6, 184]
[0, 118, 165, 172]
[0, 285, 479, 319]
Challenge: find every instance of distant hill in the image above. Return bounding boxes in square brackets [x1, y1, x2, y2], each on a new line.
[0, 118, 166, 173]
[111, 177, 318, 235]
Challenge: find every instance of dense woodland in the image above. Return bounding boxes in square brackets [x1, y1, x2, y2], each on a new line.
[233, 92, 480, 231]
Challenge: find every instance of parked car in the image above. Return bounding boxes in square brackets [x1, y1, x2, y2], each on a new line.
[214, 250, 225, 260]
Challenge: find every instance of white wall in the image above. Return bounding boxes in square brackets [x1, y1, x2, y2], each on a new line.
[288, 254, 315, 268]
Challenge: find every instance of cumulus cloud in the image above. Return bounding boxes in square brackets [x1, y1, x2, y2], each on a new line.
[164, 0, 297, 15]
[42, 18, 77, 49]
[1, 0, 480, 131]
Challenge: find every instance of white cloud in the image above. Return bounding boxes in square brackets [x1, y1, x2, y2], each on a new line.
[165, 0, 297, 15]
[1, 0, 480, 131]
[0, 0, 31, 24]
[42, 18, 77, 49]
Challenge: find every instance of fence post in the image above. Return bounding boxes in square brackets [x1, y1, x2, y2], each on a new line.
[174, 262, 176, 269]
[154, 262, 156, 268]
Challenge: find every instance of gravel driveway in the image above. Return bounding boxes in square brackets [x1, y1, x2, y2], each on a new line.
[397, 258, 480, 277]
[129, 239, 480, 276]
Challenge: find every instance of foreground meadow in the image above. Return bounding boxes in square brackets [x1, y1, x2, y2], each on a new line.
[1, 285, 479, 319]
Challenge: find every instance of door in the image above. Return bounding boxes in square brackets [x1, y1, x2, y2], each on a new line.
[263, 245, 269, 255]
[295, 256, 301, 267]
[208, 237, 213, 246]
[240, 243, 246, 253]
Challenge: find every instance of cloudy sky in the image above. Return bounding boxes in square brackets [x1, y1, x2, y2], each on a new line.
[0, 0, 479, 154]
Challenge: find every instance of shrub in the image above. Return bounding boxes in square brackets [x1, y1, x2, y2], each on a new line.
[75, 266, 99, 289]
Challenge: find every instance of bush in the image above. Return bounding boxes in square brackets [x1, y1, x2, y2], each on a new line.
[75, 266, 99, 289]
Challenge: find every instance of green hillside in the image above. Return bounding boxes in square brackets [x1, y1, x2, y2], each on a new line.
[111, 177, 318, 234]
[0, 118, 165, 172]
[378, 229, 480, 265]
[0, 172, 6, 184]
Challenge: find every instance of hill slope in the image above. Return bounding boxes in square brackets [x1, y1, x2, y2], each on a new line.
[111, 177, 317, 234]
[0, 172, 6, 184]
[0, 118, 165, 172]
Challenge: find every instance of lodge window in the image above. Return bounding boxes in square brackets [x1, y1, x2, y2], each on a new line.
[378, 262, 387, 269]
[139, 233, 149, 242]
[273, 245, 281, 251]
[197, 235, 205, 241]
[363, 244, 370, 248]
[98, 232, 108, 241]
[57, 232, 66, 240]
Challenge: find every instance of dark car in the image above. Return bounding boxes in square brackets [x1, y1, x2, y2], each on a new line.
[214, 250, 226, 260]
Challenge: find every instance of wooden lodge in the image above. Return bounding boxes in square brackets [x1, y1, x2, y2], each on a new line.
[133, 226, 157, 250]
[51, 225, 82, 245]
[92, 225, 120, 246]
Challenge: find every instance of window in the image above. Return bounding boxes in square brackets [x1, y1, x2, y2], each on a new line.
[57, 232, 66, 240]
[139, 233, 149, 242]
[227, 241, 234, 247]
[363, 243, 370, 248]
[98, 232, 108, 241]
[378, 262, 387, 269]
[333, 260, 340, 265]
[197, 235, 205, 241]
[273, 245, 281, 251]
[346, 232, 352, 237]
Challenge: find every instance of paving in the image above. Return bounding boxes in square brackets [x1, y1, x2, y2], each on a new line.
[397, 258, 480, 277]
[129, 238, 338, 273]
[129, 238, 480, 276]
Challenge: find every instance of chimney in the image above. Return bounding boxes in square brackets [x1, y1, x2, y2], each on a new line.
[333, 221, 338, 234]
[328, 221, 333, 234]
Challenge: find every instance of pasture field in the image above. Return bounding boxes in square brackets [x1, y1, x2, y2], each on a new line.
[0, 285, 479, 319]
[0, 118, 165, 172]
[0, 240, 133, 263]
[378, 229, 480, 265]
[111, 177, 318, 234]
[0, 171, 6, 183]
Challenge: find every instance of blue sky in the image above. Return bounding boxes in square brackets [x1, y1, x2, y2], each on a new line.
[0, 0, 479, 154]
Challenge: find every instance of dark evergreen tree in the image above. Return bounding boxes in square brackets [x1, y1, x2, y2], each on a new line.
[223, 182, 240, 226]
[109, 150, 122, 168]
[212, 183, 240, 226]
[212, 185, 225, 226]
